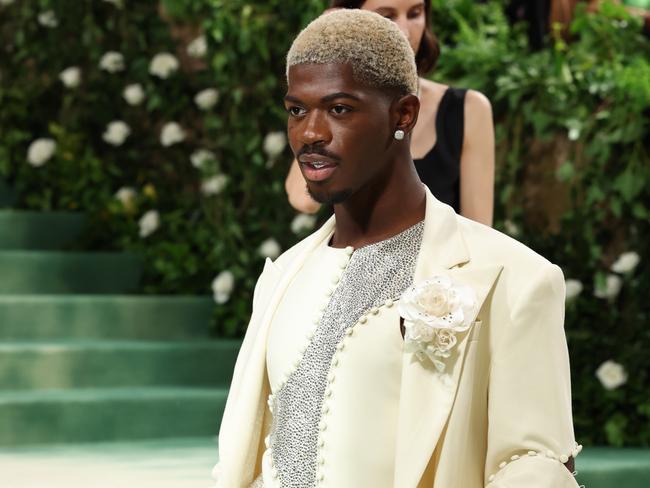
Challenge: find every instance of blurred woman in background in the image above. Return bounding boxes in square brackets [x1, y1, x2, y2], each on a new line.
[285, 0, 495, 226]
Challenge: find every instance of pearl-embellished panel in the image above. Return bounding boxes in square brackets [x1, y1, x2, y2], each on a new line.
[268, 222, 424, 488]
[266, 243, 346, 392]
[317, 304, 404, 488]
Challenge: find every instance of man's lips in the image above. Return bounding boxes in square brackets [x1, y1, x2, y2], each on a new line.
[298, 154, 338, 182]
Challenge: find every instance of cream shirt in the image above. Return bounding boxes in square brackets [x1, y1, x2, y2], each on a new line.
[262, 223, 423, 487]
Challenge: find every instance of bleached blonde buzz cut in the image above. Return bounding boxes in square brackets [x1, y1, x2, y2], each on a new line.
[286, 9, 418, 96]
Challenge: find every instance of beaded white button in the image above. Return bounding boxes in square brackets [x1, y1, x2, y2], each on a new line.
[345, 246, 353, 255]
[385, 298, 394, 307]
[359, 315, 367, 324]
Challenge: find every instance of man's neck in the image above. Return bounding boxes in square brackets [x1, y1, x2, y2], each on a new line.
[329, 159, 426, 249]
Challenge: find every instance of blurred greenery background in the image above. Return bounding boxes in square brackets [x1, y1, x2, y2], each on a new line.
[0, 0, 648, 447]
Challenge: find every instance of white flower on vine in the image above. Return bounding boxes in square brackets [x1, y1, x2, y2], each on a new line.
[595, 360, 627, 390]
[27, 138, 56, 167]
[201, 175, 228, 196]
[503, 219, 520, 237]
[187, 35, 208, 58]
[263, 132, 287, 159]
[38, 10, 58, 28]
[212, 271, 235, 304]
[258, 238, 281, 260]
[593, 274, 622, 300]
[190, 149, 216, 169]
[610, 251, 640, 274]
[291, 214, 317, 234]
[564, 279, 583, 302]
[123, 83, 145, 106]
[138, 210, 160, 238]
[160, 122, 185, 147]
[59, 67, 81, 88]
[99, 51, 125, 73]
[103, 121, 131, 146]
[194, 88, 219, 110]
[114, 187, 136, 208]
[149, 53, 179, 79]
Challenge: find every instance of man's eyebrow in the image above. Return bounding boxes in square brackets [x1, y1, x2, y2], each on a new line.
[321, 92, 361, 103]
[283, 92, 361, 104]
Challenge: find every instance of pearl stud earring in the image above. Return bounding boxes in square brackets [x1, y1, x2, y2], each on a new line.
[394, 129, 405, 140]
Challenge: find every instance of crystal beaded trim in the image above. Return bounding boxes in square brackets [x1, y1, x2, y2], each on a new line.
[269, 221, 424, 487]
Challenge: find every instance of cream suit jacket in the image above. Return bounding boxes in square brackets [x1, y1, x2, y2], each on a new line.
[213, 188, 580, 488]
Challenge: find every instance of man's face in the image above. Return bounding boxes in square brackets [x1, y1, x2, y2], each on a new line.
[285, 63, 395, 205]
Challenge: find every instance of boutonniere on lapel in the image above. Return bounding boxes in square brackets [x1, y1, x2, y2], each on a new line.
[398, 275, 478, 373]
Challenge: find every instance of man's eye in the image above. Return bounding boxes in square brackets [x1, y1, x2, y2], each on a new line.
[331, 105, 350, 115]
[288, 106, 306, 116]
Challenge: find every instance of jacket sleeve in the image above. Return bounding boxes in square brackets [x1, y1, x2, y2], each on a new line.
[485, 263, 582, 487]
[212, 258, 282, 488]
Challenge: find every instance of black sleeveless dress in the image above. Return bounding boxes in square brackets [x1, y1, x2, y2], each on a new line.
[413, 87, 467, 213]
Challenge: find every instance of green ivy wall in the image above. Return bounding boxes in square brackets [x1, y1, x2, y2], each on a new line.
[0, 0, 648, 447]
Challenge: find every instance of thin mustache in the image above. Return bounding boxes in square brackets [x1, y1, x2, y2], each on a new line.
[297, 145, 341, 162]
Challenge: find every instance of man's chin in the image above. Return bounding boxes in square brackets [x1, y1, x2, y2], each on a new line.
[307, 187, 352, 206]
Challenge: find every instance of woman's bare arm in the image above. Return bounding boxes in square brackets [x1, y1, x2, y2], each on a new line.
[459, 90, 495, 227]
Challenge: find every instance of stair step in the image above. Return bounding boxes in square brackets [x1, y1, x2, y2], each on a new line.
[0, 340, 240, 389]
[0, 437, 219, 488]
[0, 295, 214, 340]
[0, 210, 85, 250]
[0, 251, 141, 294]
[0, 387, 228, 446]
[0, 179, 17, 208]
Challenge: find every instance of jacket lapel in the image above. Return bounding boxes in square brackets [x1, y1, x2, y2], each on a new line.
[393, 189, 503, 487]
[220, 217, 336, 487]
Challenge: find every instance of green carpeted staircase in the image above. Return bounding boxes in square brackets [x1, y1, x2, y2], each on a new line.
[1, 182, 648, 487]
[0, 183, 239, 449]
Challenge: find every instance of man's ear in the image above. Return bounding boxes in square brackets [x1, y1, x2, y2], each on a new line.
[392, 94, 420, 136]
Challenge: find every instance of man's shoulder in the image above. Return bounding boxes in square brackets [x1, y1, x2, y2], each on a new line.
[272, 221, 330, 272]
[454, 216, 565, 322]
[457, 215, 556, 271]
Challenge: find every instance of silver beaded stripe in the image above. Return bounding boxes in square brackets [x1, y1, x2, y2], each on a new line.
[269, 221, 424, 488]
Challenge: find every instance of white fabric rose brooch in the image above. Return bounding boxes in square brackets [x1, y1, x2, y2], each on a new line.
[398, 275, 478, 372]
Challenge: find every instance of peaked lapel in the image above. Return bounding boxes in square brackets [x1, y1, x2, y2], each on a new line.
[393, 188, 503, 488]
[220, 216, 336, 487]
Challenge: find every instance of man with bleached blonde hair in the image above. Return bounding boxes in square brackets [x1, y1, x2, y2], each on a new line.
[212, 9, 581, 488]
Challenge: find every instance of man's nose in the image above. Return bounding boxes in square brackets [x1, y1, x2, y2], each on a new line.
[299, 111, 330, 145]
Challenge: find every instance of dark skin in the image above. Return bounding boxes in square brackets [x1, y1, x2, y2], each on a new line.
[285, 63, 426, 249]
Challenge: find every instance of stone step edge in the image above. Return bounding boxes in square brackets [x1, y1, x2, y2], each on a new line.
[0, 294, 213, 303]
[0, 386, 228, 404]
[0, 339, 241, 352]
